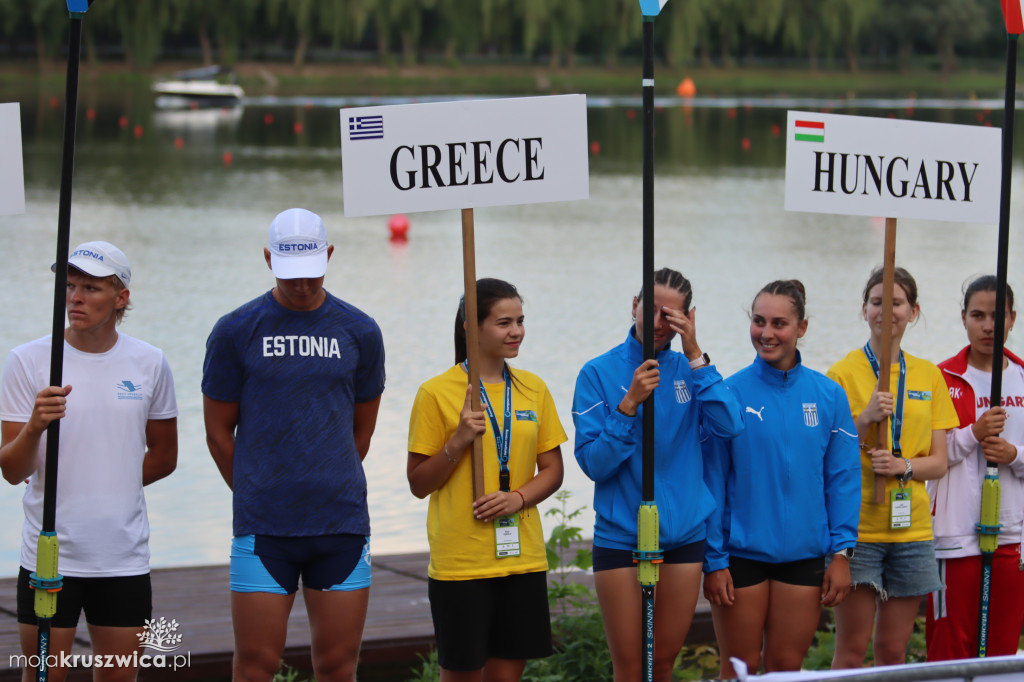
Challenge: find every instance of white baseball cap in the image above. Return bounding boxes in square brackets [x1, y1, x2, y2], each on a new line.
[53, 241, 132, 287]
[268, 208, 328, 279]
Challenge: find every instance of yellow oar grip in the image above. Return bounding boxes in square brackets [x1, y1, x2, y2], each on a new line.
[32, 532, 62, 618]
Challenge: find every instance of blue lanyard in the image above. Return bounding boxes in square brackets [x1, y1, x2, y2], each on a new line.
[863, 342, 906, 454]
[464, 361, 513, 492]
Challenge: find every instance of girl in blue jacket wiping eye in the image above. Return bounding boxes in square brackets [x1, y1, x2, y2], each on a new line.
[572, 267, 743, 682]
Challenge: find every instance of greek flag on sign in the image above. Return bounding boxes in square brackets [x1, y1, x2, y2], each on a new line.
[674, 379, 691, 404]
[803, 403, 819, 427]
[349, 115, 383, 141]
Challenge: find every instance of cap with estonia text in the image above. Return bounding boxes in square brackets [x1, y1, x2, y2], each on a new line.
[268, 208, 329, 279]
[53, 241, 132, 288]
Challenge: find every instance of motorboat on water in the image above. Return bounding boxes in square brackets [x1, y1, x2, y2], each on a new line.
[152, 65, 244, 109]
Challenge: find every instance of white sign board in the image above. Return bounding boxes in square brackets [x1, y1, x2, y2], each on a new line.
[0, 103, 25, 216]
[785, 111, 1000, 224]
[340, 95, 589, 217]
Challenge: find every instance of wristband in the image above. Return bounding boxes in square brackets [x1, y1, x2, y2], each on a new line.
[688, 352, 710, 370]
[513, 489, 526, 509]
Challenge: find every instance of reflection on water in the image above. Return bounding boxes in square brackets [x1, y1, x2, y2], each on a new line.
[0, 88, 1022, 575]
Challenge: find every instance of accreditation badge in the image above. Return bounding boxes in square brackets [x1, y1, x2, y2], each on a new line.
[890, 488, 912, 530]
[495, 515, 521, 558]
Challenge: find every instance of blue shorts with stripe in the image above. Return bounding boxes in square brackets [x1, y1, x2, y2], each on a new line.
[230, 534, 371, 594]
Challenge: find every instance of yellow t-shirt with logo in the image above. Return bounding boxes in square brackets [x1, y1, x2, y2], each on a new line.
[408, 364, 567, 581]
[827, 349, 959, 542]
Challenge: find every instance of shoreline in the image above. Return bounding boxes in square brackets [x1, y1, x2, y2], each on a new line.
[0, 60, 1011, 101]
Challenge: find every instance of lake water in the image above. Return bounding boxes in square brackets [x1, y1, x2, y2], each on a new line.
[1, 85, 1023, 577]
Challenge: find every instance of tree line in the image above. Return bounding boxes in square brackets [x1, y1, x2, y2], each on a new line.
[0, 0, 1007, 75]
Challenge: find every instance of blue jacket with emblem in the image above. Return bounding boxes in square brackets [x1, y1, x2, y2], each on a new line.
[702, 354, 860, 573]
[572, 329, 744, 551]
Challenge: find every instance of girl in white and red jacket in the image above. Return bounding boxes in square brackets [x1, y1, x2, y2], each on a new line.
[928, 275, 1024, 660]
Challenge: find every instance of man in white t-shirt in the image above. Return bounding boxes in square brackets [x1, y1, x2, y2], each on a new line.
[0, 241, 178, 682]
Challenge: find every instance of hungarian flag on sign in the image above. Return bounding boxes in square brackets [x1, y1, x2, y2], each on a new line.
[1004, 0, 1023, 34]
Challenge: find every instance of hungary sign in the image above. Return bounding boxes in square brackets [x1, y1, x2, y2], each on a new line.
[784, 111, 1000, 224]
[340, 95, 589, 218]
[0, 103, 25, 216]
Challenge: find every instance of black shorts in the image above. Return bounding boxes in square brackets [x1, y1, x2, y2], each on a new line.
[428, 571, 552, 671]
[728, 555, 825, 589]
[17, 567, 152, 628]
[592, 539, 706, 572]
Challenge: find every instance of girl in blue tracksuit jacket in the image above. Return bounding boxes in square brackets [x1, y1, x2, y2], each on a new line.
[572, 267, 743, 682]
[702, 280, 860, 677]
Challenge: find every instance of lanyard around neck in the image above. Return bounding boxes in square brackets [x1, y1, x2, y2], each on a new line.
[464, 360, 513, 492]
[863, 342, 906, 454]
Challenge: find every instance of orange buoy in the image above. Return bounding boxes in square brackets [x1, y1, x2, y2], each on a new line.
[388, 214, 410, 241]
[676, 78, 696, 98]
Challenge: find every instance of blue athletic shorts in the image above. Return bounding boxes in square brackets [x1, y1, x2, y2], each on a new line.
[230, 534, 371, 594]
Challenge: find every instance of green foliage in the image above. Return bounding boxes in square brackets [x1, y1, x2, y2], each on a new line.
[0, 0, 1013, 74]
[545, 490, 594, 617]
[673, 643, 720, 681]
[272, 663, 313, 682]
[802, 613, 928, 669]
[406, 651, 441, 682]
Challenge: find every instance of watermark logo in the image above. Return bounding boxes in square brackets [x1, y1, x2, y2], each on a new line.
[10, 651, 190, 672]
[8, 615, 190, 672]
[138, 616, 183, 652]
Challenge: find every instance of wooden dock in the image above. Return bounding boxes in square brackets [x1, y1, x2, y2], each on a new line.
[0, 552, 716, 681]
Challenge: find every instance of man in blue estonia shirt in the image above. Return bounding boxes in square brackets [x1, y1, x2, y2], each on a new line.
[202, 208, 385, 682]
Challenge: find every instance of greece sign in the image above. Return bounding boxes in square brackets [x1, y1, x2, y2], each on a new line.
[784, 111, 1000, 224]
[340, 95, 589, 217]
[0, 103, 25, 216]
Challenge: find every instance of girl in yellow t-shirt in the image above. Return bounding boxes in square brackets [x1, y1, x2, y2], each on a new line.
[407, 278, 566, 682]
[827, 266, 958, 668]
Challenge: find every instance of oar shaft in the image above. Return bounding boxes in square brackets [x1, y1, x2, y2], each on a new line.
[991, 35, 1017, 404]
[43, 16, 83, 533]
[641, 17, 655, 503]
[977, 31, 1017, 660]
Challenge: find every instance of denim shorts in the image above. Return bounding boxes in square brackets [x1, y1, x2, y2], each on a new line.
[841, 540, 941, 601]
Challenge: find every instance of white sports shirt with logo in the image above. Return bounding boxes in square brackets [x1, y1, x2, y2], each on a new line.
[0, 334, 177, 577]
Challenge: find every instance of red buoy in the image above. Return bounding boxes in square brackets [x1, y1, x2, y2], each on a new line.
[388, 214, 410, 241]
